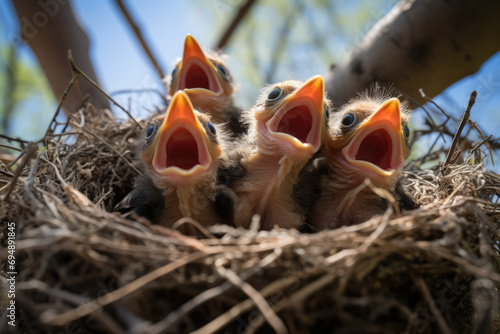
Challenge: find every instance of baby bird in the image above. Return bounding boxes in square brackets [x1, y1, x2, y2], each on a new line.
[309, 90, 412, 230]
[116, 91, 232, 233]
[168, 34, 246, 136]
[227, 75, 331, 230]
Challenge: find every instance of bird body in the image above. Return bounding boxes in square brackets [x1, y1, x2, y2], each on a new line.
[229, 76, 331, 230]
[168, 35, 246, 136]
[116, 91, 233, 233]
[309, 89, 412, 230]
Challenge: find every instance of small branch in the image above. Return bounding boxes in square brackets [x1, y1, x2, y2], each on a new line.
[220, 268, 288, 334]
[42, 75, 78, 146]
[412, 276, 453, 334]
[142, 252, 279, 334]
[73, 119, 140, 174]
[444, 90, 477, 167]
[0, 134, 29, 145]
[215, 0, 258, 50]
[114, 0, 165, 80]
[42, 252, 207, 326]
[467, 120, 495, 167]
[0, 144, 22, 152]
[0, 142, 38, 203]
[68, 51, 142, 128]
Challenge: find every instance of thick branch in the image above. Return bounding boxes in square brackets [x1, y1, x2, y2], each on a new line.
[325, 0, 500, 107]
[12, 0, 110, 113]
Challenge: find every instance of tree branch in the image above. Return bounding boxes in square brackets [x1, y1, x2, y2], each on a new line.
[11, 0, 110, 113]
[325, 0, 500, 108]
[215, 0, 258, 50]
[114, 0, 165, 81]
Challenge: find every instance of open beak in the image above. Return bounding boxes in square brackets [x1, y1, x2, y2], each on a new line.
[268, 75, 325, 153]
[343, 98, 404, 177]
[176, 35, 222, 96]
[152, 91, 212, 177]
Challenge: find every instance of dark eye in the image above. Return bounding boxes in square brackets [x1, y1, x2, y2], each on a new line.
[404, 125, 410, 138]
[324, 105, 330, 120]
[207, 122, 216, 135]
[217, 64, 228, 77]
[341, 113, 357, 127]
[146, 124, 156, 138]
[268, 87, 282, 101]
[171, 67, 177, 80]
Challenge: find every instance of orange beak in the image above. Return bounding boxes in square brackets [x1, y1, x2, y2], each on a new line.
[175, 35, 222, 96]
[343, 98, 404, 177]
[268, 75, 326, 153]
[152, 91, 212, 177]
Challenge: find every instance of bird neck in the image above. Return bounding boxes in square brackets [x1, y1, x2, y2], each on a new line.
[148, 168, 221, 227]
[236, 149, 309, 229]
[320, 151, 395, 226]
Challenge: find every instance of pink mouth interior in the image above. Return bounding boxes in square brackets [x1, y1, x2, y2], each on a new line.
[355, 129, 393, 170]
[165, 128, 200, 170]
[183, 64, 212, 91]
[276, 106, 313, 144]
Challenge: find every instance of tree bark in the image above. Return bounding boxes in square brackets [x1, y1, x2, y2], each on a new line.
[325, 0, 500, 108]
[12, 0, 109, 113]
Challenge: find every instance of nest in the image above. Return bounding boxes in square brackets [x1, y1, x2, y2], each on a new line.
[1, 95, 500, 334]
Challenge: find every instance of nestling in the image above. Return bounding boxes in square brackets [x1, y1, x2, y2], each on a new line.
[115, 91, 233, 234]
[309, 89, 412, 230]
[226, 75, 331, 230]
[168, 34, 246, 136]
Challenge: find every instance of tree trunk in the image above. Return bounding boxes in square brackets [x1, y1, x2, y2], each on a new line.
[325, 0, 500, 108]
[12, 0, 109, 113]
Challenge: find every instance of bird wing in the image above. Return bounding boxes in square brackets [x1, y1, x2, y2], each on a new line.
[223, 105, 249, 137]
[292, 154, 328, 218]
[213, 153, 248, 221]
[114, 174, 165, 221]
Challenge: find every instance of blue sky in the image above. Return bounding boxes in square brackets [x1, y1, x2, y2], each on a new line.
[1, 0, 499, 169]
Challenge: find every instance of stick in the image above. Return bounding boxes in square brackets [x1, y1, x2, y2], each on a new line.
[215, 0, 258, 49]
[114, 0, 165, 80]
[444, 90, 477, 167]
[0, 142, 38, 203]
[42, 75, 78, 146]
[68, 51, 142, 128]
[42, 252, 207, 326]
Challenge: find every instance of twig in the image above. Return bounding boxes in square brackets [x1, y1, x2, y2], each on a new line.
[141, 252, 279, 334]
[419, 88, 454, 121]
[0, 133, 29, 145]
[110, 88, 169, 107]
[467, 120, 495, 167]
[171, 217, 217, 239]
[18, 280, 127, 334]
[114, 0, 165, 80]
[42, 75, 78, 146]
[412, 276, 453, 334]
[42, 252, 207, 326]
[465, 135, 494, 163]
[0, 144, 22, 152]
[443, 90, 477, 167]
[67, 51, 142, 128]
[220, 267, 288, 334]
[74, 121, 140, 174]
[215, 0, 258, 49]
[265, 1, 301, 83]
[191, 275, 300, 334]
[0, 142, 38, 203]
